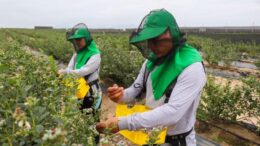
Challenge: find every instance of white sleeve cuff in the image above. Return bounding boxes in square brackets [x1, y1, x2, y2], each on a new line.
[118, 116, 129, 130]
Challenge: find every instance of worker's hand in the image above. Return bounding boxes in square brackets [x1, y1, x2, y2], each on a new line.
[96, 117, 119, 134]
[107, 84, 124, 103]
[58, 69, 66, 75]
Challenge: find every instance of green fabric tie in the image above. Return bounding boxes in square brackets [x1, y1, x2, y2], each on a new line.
[75, 40, 100, 69]
[146, 43, 203, 100]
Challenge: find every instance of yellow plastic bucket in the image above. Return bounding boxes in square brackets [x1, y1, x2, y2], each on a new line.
[76, 77, 90, 99]
[115, 104, 167, 145]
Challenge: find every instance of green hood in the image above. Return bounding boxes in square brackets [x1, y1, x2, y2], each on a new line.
[147, 44, 202, 100]
[68, 28, 92, 41]
[130, 9, 182, 45]
[129, 9, 203, 100]
[66, 23, 93, 47]
[75, 40, 100, 69]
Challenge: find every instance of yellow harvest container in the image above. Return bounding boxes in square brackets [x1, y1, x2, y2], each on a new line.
[115, 104, 167, 145]
[76, 77, 90, 99]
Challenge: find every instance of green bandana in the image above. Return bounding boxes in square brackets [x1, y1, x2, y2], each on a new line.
[75, 40, 100, 69]
[146, 43, 202, 100]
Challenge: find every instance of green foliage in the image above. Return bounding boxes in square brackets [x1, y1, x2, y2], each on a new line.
[187, 35, 260, 66]
[198, 76, 260, 124]
[3, 29, 144, 86]
[145, 127, 164, 146]
[2, 29, 259, 85]
[94, 33, 144, 86]
[1, 29, 259, 145]
[4, 29, 74, 63]
[0, 34, 98, 145]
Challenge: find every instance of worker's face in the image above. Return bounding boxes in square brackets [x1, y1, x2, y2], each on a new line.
[148, 30, 173, 58]
[73, 38, 86, 51]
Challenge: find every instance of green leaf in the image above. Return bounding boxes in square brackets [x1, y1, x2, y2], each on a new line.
[36, 124, 44, 133]
[0, 64, 9, 73]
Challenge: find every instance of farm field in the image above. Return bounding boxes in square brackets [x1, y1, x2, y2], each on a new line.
[0, 29, 259, 146]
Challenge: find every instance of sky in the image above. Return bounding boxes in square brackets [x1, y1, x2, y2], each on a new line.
[0, 0, 259, 29]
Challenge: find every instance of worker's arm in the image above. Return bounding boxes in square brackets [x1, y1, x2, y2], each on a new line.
[118, 62, 206, 130]
[59, 54, 101, 77]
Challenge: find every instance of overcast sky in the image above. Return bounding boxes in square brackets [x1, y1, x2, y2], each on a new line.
[0, 0, 259, 28]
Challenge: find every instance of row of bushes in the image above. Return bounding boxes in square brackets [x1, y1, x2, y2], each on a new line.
[187, 35, 260, 66]
[198, 76, 259, 129]
[0, 31, 98, 145]
[4, 29, 73, 63]
[3, 29, 259, 86]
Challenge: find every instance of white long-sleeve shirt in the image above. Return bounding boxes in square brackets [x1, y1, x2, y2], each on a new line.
[61, 53, 101, 83]
[118, 62, 207, 146]
[60, 53, 102, 109]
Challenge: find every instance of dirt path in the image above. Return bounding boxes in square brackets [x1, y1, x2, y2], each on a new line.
[203, 60, 260, 79]
[100, 94, 116, 120]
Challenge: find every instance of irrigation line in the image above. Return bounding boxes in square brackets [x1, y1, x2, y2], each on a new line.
[199, 120, 260, 145]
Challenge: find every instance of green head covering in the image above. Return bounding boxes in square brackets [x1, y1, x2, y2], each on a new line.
[66, 23, 100, 69]
[130, 9, 182, 45]
[67, 28, 92, 45]
[75, 40, 100, 69]
[147, 44, 202, 100]
[66, 23, 93, 49]
[130, 9, 203, 100]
